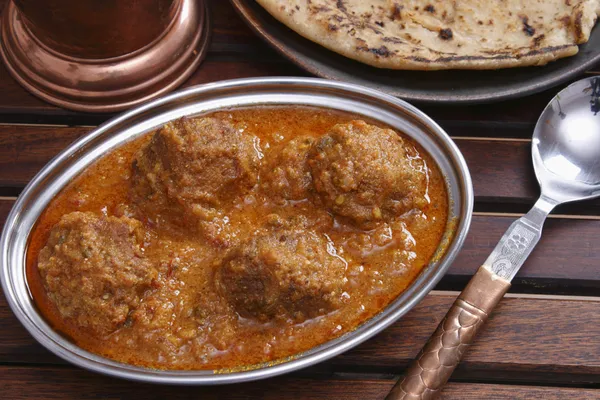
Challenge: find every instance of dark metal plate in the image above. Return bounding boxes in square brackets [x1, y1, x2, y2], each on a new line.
[230, 0, 600, 104]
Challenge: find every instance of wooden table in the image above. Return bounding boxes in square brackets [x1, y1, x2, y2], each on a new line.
[1, 1, 600, 399]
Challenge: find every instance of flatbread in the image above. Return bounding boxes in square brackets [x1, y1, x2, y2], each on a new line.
[255, 0, 600, 70]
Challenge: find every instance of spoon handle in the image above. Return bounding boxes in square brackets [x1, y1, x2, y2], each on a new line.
[385, 266, 510, 400]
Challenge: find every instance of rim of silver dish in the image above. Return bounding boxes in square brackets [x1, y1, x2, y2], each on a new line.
[0, 77, 473, 384]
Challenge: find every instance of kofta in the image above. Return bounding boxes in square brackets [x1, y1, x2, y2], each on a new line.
[217, 229, 348, 322]
[37, 212, 157, 337]
[309, 120, 426, 227]
[131, 117, 260, 224]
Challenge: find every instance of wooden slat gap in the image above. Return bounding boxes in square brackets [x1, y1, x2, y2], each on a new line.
[0, 129, 536, 141]
[0, 122, 71, 128]
[431, 290, 600, 302]
[474, 211, 600, 220]
[452, 136, 531, 142]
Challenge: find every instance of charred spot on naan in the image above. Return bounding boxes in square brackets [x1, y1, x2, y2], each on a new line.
[438, 28, 453, 40]
[575, 10, 585, 42]
[520, 16, 536, 36]
[357, 45, 392, 58]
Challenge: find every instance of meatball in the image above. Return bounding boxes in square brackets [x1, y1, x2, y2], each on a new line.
[38, 212, 157, 337]
[308, 120, 425, 227]
[216, 230, 348, 322]
[131, 117, 260, 221]
[261, 136, 315, 202]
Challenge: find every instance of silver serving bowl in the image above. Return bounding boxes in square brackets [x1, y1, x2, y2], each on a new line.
[0, 78, 473, 384]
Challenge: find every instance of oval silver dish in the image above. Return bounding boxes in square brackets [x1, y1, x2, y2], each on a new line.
[0, 77, 473, 384]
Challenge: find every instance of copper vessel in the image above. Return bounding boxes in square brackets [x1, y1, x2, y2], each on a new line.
[0, 0, 210, 112]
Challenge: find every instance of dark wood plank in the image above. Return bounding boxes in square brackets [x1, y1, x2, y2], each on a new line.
[0, 199, 62, 363]
[3, 284, 600, 383]
[0, 294, 57, 364]
[209, 0, 274, 53]
[0, 125, 89, 187]
[456, 138, 536, 202]
[1, 128, 586, 213]
[0, 201, 61, 363]
[440, 384, 600, 400]
[0, 58, 305, 121]
[0, 49, 586, 133]
[1, 366, 599, 399]
[456, 138, 597, 213]
[0, 57, 51, 115]
[335, 293, 600, 378]
[0, 55, 584, 134]
[0, 197, 11, 219]
[182, 60, 305, 86]
[1, 183, 600, 288]
[452, 214, 600, 290]
[0, 127, 537, 204]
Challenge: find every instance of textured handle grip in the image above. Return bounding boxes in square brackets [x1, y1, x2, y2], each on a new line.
[385, 266, 510, 400]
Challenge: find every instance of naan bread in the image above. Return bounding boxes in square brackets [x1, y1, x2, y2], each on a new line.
[256, 0, 600, 70]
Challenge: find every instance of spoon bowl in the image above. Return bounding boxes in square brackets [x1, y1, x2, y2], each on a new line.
[533, 77, 600, 204]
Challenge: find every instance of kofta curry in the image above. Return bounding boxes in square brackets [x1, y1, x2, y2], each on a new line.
[27, 107, 449, 370]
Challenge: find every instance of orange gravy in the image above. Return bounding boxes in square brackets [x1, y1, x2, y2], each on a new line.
[27, 106, 448, 370]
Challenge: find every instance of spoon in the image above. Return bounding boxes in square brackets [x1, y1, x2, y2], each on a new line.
[386, 76, 600, 400]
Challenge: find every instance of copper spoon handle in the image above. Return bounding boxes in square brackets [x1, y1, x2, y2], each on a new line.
[385, 266, 510, 400]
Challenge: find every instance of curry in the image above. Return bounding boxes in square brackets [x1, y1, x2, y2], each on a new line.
[27, 106, 448, 370]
